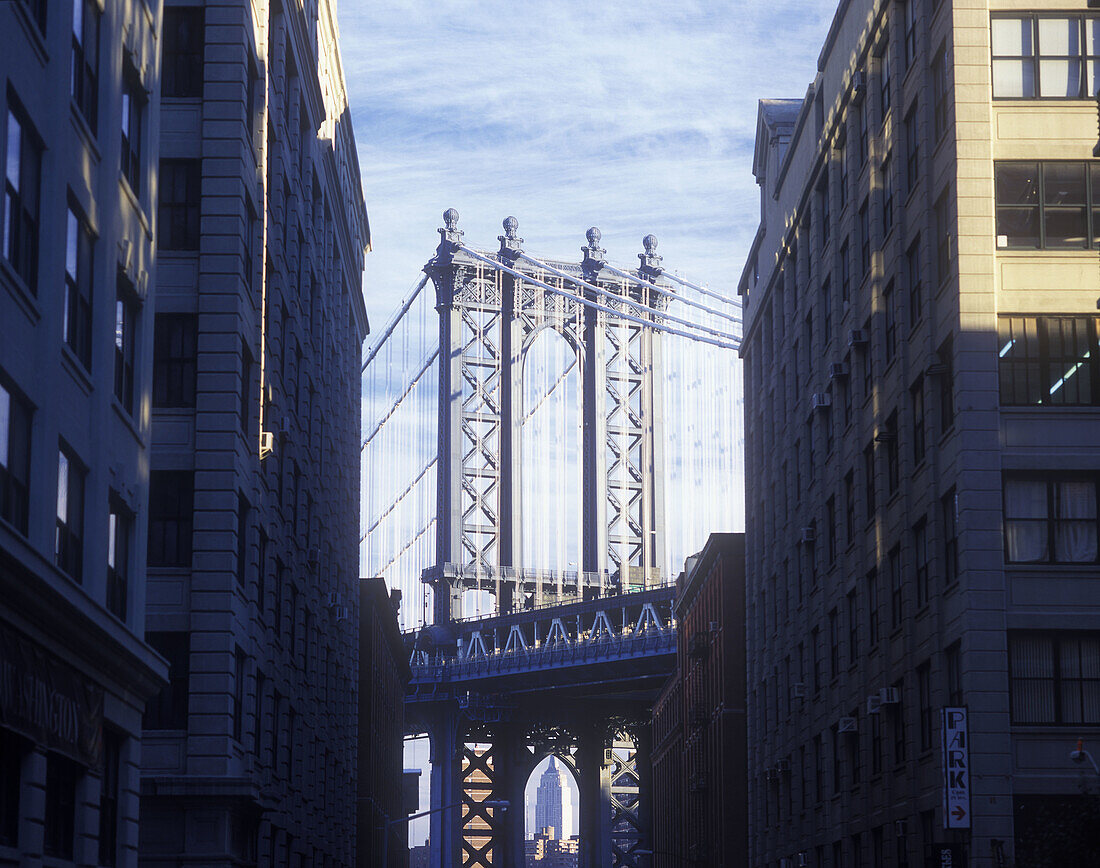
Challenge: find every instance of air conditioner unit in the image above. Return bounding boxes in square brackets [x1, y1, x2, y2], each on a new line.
[260, 431, 275, 458]
[800, 526, 816, 544]
[793, 682, 807, 700]
[812, 392, 832, 409]
[839, 716, 858, 733]
[867, 695, 882, 715]
[852, 70, 867, 104]
[874, 428, 896, 443]
[775, 758, 791, 773]
[926, 362, 948, 377]
[327, 590, 340, 609]
[335, 605, 349, 622]
[848, 328, 868, 346]
[829, 362, 849, 379]
[895, 819, 908, 836]
[879, 686, 901, 705]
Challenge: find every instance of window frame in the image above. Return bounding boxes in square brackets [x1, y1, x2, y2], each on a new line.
[998, 315, 1100, 406]
[994, 161, 1100, 250]
[1003, 471, 1100, 565]
[1008, 631, 1100, 725]
[107, 493, 131, 621]
[64, 203, 94, 370]
[152, 313, 197, 408]
[148, 469, 194, 568]
[157, 158, 201, 251]
[114, 270, 138, 414]
[162, 6, 205, 99]
[3, 102, 43, 293]
[991, 13, 1100, 100]
[55, 444, 85, 583]
[0, 377, 33, 535]
[120, 62, 144, 194]
[71, 0, 100, 131]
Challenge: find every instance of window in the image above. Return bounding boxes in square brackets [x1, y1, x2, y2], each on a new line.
[115, 273, 138, 413]
[934, 189, 951, 283]
[873, 827, 884, 868]
[819, 175, 831, 245]
[237, 491, 250, 586]
[937, 336, 954, 432]
[906, 237, 922, 326]
[0, 380, 32, 535]
[848, 710, 861, 788]
[882, 153, 894, 234]
[867, 568, 880, 647]
[841, 357, 853, 428]
[883, 282, 896, 363]
[158, 159, 201, 250]
[71, 0, 100, 130]
[814, 734, 824, 802]
[864, 442, 876, 521]
[153, 314, 197, 407]
[858, 98, 869, 165]
[1004, 473, 1099, 564]
[120, 64, 144, 193]
[845, 471, 856, 544]
[18, 0, 46, 32]
[98, 730, 121, 866]
[812, 626, 822, 694]
[945, 641, 962, 706]
[254, 668, 266, 756]
[839, 237, 850, 302]
[3, 105, 42, 292]
[859, 200, 870, 275]
[162, 7, 205, 98]
[847, 588, 859, 666]
[918, 661, 934, 751]
[233, 646, 246, 741]
[839, 143, 849, 210]
[1009, 632, 1100, 724]
[827, 496, 838, 564]
[892, 678, 907, 764]
[831, 724, 841, 794]
[821, 277, 832, 345]
[992, 15, 1100, 99]
[995, 162, 1100, 249]
[871, 710, 883, 775]
[904, 103, 919, 194]
[148, 470, 194, 567]
[879, 48, 892, 115]
[64, 205, 94, 369]
[999, 316, 1100, 405]
[56, 446, 85, 582]
[107, 495, 130, 620]
[44, 753, 78, 859]
[241, 340, 253, 435]
[829, 608, 840, 680]
[862, 317, 873, 400]
[144, 631, 190, 729]
[904, 1, 917, 69]
[942, 488, 959, 585]
[911, 377, 926, 465]
[913, 518, 930, 609]
[931, 46, 947, 140]
[889, 544, 903, 629]
[885, 410, 899, 494]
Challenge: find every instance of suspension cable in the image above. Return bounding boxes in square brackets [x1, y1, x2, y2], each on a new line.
[361, 274, 430, 372]
[663, 270, 742, 307]
[458, 245, 741, 351]
[362, 346, 440, 448]
[599, 261, 743, 325]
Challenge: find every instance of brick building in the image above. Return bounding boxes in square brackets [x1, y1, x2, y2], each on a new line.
[357, 578, 411, 868]
[0, 0, 168, 864]
[139, 0, 369, 864]
[740, 1, 1100, 866]
[650, 533, 747, 867]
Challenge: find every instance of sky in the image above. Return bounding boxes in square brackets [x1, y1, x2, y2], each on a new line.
[337, 0, 840, 328]
[336, 0, 841, 847]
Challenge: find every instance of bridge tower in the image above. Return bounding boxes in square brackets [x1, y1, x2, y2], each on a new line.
[412, 212, 678, 868]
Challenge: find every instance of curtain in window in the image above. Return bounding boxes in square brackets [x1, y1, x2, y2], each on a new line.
[1005, 479, 1049, 562]
[1010, 636, 1056, 722]
[1055, 480, 1098, 562]
[1059, 637, 1100, 724]
[1038, 19, 1082, 97]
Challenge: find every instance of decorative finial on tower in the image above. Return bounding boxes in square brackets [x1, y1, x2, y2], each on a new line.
[498, 216, 524, 262]
[433, 208, 464, 262]
[581, 227, 606, 281]
[638, 234, 663, 282]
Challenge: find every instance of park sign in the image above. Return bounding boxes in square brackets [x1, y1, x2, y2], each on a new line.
[941, 707, 971, 829]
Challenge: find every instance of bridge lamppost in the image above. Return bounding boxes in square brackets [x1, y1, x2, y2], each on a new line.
[375, 799, 510, 868]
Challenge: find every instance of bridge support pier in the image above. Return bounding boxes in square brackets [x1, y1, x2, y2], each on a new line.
[577, 723, 612, 868]
[428, 712, 461, 868]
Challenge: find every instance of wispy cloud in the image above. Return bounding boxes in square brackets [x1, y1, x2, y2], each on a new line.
[336, 0, 838, 328]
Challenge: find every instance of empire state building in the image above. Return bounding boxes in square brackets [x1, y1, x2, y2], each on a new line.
[534, 757, 564, 837]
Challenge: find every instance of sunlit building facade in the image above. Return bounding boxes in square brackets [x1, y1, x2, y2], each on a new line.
[741, 1, 1100, 867]
[138, 0, 369, 864]
[0, 0, 168, 864]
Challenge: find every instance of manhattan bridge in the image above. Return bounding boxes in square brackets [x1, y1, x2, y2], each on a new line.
[361, 211, 743, 868]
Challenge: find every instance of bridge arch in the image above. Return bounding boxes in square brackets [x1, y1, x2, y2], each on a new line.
[524, 753, 580, 845]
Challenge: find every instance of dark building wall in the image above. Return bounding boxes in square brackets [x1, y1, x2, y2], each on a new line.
[357, 578, 411, 868]
[650, 671, 683, 868]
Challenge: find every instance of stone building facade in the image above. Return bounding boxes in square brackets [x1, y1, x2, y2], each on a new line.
[0, 0, 168, 865]
[740, 1, 1100, 867]
[139, 0, 369, 864]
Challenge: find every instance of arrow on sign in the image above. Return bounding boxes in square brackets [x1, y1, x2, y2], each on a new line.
[952, 806, 967, 822]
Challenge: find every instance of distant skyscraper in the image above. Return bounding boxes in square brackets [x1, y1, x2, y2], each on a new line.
[534, 757, 564, 839]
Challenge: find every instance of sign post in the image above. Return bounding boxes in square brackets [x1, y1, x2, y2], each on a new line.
[941, 707, 971, 830]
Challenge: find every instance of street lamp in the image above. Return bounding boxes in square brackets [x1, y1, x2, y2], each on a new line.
[379, 799, 510, 867]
